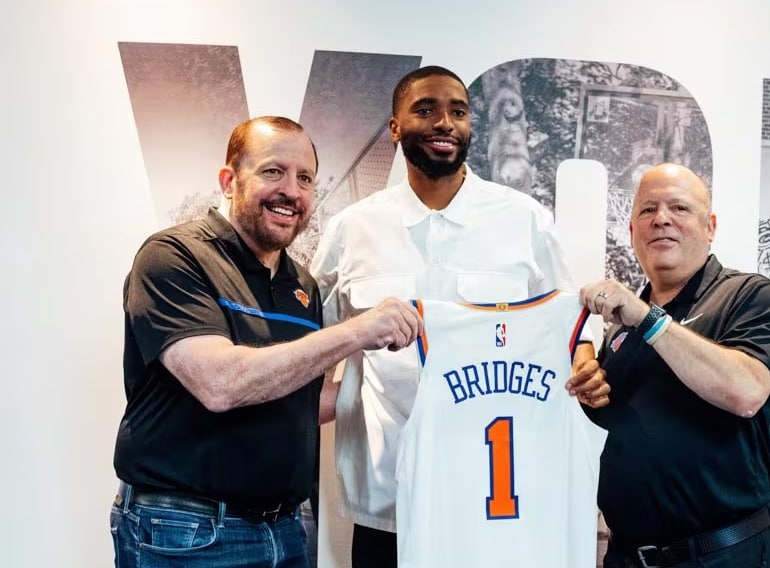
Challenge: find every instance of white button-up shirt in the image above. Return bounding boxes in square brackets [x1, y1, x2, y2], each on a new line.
[310, 166, 581, 531]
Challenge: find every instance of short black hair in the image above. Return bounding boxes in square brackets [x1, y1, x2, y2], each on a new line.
[391, 66, 468, 115]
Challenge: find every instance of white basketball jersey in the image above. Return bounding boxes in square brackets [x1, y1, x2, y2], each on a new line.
[396, 291, 603, 568]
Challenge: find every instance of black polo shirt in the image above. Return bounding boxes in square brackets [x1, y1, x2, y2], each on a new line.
[114, 207, 323, 508]
[590, 255, 770, 546]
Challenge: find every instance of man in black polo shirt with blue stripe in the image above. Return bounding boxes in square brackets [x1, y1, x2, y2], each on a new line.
[580, 163, 770, 567]
[111, 116, 422, 568]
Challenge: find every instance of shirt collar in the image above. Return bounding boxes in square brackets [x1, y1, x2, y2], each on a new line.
[639, 254, 721, 306]
[204, 207, 299, 280]
[396, 165, 476, 228]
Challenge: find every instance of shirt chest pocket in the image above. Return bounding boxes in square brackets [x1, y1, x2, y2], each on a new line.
[455, 271, 530, 303]
[347, 274, 417, 312]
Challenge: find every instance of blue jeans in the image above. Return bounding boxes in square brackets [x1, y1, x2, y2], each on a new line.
[110, 484, 309, 568]
[299, 500, 317, 568]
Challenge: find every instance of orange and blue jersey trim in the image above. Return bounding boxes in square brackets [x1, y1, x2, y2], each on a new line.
[570, 307, 590, 361]
[461, 289, 560, 312]
[412, 290, 588, 364]
[464, 290, 588, 359]
[412, 299, 428, 367]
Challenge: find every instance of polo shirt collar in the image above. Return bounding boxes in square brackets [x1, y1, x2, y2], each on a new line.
[396, 165, 475, 228]
[639, 254, 721, 306]
[204, 207, 299, 280]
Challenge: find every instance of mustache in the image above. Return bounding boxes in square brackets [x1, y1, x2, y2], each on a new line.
[262, 194, 301, 210]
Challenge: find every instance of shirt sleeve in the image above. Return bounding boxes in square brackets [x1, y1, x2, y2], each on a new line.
[124, 235, 231, 366]
[309, 214, 345, 327]
[718, 275, 770, 368]
[530, 203, 576, 293]
[530, 203, 594, 343]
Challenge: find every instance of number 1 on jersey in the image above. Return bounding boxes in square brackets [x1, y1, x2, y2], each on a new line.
[485, 416, 519, 519]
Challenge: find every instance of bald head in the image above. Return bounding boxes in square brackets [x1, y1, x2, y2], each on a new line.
[630, 163, 716, 293]
[635, 163, 711, 213]
[225, 116, 318, 173]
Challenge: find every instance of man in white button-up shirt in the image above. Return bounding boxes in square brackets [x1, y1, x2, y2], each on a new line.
[310, 66, 610, 568]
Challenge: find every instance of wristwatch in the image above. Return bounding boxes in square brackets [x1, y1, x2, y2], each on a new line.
[636, 303, 667, 336]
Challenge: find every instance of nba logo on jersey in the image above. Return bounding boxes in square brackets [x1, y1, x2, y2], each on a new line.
[495, 323, 506, 347]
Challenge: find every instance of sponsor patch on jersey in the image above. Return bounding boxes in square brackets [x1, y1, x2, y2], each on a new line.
[495, 323, 506, 347]
[609, 330, 628, 353]
[293, 288, 310, 308]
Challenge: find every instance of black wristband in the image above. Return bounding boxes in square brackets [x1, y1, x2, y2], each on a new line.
[636, 303, 667, 336]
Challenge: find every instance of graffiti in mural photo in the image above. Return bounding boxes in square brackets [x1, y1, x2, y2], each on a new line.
[466, 58, 712, 290]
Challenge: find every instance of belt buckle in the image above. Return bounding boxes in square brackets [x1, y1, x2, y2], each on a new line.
[263, 503, 282, 523]
[637, 545, 662, 568]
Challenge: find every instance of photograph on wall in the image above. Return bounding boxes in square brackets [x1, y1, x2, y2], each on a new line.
[758, 78, 770, 277]
[118, 42, 249, 226]
[289, 50, 421, 265]
[466, 58, 712, 290]
[120, 49, 715, 292]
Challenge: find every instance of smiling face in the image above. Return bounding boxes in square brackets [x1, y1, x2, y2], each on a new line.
[220, 121, 316, 260]
[630, 164, 716, 288]
[389, 75, 471, 180]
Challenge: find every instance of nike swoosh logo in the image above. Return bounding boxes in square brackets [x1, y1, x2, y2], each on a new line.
[680, 313, 703, 326]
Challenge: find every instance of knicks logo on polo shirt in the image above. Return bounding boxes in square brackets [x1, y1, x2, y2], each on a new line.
[294, 288, 310, 308]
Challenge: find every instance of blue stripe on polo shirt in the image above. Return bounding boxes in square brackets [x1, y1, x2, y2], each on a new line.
[217, 297, 320, 330]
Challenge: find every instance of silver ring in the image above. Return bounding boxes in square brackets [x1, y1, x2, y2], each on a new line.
[596, 291, 609, 300]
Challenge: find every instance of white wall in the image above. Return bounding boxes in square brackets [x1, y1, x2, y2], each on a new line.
[2, 0, 769, 565]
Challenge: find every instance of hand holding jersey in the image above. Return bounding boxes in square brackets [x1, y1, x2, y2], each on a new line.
[564, 356, 611, 408]
[349, 297, 423, 352]
[567, 347, 610, 407]
[580, 279, 649, 328]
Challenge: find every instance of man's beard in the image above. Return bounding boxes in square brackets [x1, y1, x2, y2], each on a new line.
[400, 132, 470, 180]
[233, 192, 309, 252]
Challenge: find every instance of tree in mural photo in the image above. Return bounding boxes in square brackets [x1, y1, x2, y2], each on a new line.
[467, 58, 712, 286]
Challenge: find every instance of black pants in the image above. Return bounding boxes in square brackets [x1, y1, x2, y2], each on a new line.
[351, 524, 397, 568]
[604, 528, 770, 568]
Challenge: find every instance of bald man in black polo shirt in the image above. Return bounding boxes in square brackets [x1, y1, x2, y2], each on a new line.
[580, 163, 770, 567]
[111, 116, 421, 568]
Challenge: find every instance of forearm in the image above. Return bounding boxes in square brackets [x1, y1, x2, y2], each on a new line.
[162, 296, 420, 412]
[568, 341, 611, 408]
[653, 322, 770, 417]
[572, 342, 594, 374]
[162, 322, 366, 412]
[580, 278, 770, 417]
[319, 372, 341, 425]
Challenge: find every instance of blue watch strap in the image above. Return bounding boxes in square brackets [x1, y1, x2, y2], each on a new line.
[637, 303, 667, 336]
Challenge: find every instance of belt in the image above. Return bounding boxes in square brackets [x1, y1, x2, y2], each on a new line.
[116, 483, 298, 523]
[622, 506, 770, 568]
